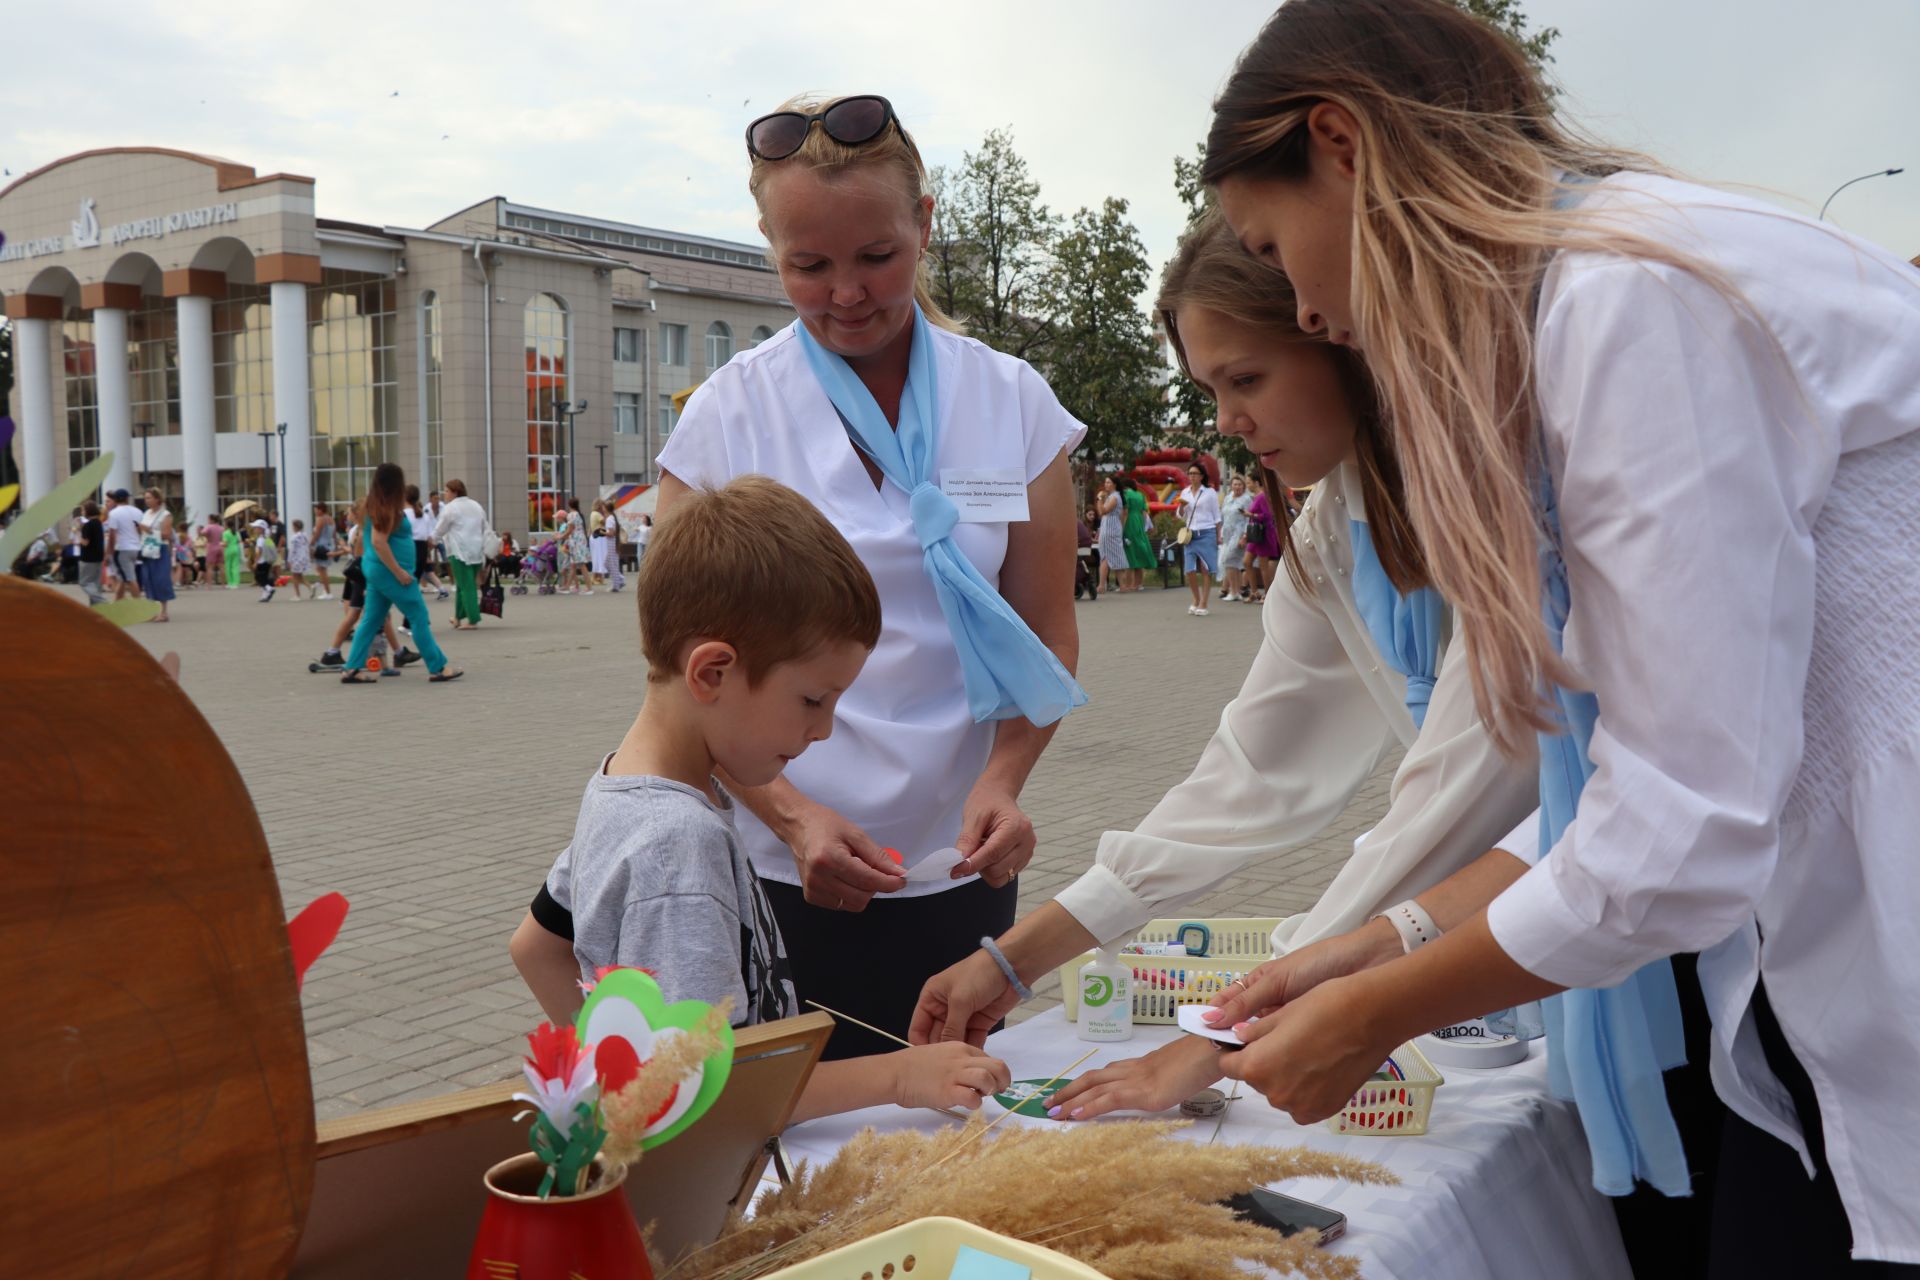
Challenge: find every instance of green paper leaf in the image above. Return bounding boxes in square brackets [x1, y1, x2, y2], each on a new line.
[93, 598, 161, 629]
[0, 452, 114, 566]
[576, 969, 733, 1151]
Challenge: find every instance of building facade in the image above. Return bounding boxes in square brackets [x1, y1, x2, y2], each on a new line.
[0, 147, 793, 535]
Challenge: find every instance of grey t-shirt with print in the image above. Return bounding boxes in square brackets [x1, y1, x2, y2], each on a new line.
[549, 763, 797, 1028]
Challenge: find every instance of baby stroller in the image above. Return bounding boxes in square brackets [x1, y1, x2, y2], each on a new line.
[512, 537, 561, 595]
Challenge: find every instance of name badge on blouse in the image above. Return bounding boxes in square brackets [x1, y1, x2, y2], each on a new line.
[940, 468, 1029, 523]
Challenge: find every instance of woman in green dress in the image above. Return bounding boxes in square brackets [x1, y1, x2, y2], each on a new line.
[1118, 476, 1155, 591]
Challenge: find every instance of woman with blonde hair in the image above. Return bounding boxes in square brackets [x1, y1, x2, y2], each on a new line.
[512, 93, 1087, 1059]
[1196, 0, 1920, 1269]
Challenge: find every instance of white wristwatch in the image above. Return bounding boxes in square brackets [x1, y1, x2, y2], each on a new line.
[1376, 899, 1442, 954]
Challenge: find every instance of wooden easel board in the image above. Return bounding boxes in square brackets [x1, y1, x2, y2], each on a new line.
[292, 1011, 832, 1275]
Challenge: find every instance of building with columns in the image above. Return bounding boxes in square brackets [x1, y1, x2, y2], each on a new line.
[1, 146, 793, 535]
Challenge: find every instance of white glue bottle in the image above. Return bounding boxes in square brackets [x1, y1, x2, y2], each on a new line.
[1077, 947, 1134, 1042]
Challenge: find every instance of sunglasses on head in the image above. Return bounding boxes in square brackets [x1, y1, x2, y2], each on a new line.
[746, 94, 899, 162]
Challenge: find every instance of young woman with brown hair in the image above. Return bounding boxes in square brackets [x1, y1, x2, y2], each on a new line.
[1198, 1, 1920, 1267]
[339, 463, 462, 685]
[914, 207, 1537, 1113]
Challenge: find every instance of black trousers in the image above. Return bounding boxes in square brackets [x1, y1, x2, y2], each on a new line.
[1706, 980, 1916, 1278]
[761, 875, 1019, 1061]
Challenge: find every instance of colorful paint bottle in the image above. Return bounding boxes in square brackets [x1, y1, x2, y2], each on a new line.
[1077, 948, 1134, 1042]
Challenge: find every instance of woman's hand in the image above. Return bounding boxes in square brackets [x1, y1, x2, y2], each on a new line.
[887, 1042, 1013, 1112]
[1045, 1035, 1226, 1121]
[954, 781, 1036, 888]
[1217, 974, 1402, 1125]
[785, 801, 906, 911]
[1201, 918, 1401, 1030]
[910, 948, 1022, 1048]
[397, 570, 415, 587]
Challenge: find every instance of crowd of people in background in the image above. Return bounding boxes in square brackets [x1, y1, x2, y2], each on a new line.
[1074, 466, 1297, 609]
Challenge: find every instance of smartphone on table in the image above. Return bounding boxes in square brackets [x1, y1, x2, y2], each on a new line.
[1224, 1187, 1348, 1247]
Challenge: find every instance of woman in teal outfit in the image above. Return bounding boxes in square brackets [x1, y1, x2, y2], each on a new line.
[339, 463, 463, 685]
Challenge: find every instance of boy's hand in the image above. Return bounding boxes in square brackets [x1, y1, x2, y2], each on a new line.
[887, 1042, 1012, 1113]
[1044, 1036, 1225, 1121]
[787, 802, 906, 911]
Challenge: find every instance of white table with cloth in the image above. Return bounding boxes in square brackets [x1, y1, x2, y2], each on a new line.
[773, 1010, 1632, 1280]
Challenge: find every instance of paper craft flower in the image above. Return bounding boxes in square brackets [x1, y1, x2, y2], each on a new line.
[515, 1022, 599, 1139]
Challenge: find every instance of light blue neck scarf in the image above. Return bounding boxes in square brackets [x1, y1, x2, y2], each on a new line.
[1535, 462, 1691, 1197]
[793, 307, 1088, 727]
[1348, 518, 1445, 728]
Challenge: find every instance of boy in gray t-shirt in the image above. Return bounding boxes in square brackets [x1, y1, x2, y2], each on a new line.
[546, 769, 795, 1027]
[516, 478, 1010, 1123]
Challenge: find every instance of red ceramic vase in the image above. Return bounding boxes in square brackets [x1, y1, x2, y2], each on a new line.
[466, 1152, 652, 1280]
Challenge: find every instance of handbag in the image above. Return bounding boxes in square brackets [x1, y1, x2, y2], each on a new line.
[479, 565, 505, 619]
[1175, 526, 1193, 546]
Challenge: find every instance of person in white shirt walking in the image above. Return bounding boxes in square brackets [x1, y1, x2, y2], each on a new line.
[102, 489, 145, 602]
[1195, 1, 1920, 1270]
[435, 479, 491, 630]
[1217, 473, 1254, 603]
[1175, 461, 1222, 614]
[404, 485, 448, 600]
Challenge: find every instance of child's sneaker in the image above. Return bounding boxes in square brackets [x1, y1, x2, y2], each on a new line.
[394, 647, 422, 668]
[317, 649, 344, 668]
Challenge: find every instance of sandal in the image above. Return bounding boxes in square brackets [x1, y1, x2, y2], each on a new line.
[429, 668, 464, 683]
[340, 671, 377, 684]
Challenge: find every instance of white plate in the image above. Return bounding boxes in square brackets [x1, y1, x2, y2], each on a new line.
[1176, 1003, 1253, 1045]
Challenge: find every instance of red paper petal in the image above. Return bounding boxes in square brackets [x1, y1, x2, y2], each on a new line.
[286, 893, 350, 991]
[595, 1035, 641, 1092]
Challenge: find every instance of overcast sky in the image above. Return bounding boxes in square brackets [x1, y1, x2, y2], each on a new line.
[3, 0, 1914, 288]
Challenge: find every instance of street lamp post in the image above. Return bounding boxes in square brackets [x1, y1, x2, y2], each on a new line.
[344, 437, 362, 505]
[135, 421, 153, 493]
[595, 443, 609, 491]
[275, 422, 288, 518]
[558, 400, 587, 500]
[256, 428, 275, 514]
[1820, 167, 1905, 220]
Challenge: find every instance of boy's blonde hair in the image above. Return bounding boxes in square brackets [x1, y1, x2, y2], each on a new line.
[638, 475, 881, 683]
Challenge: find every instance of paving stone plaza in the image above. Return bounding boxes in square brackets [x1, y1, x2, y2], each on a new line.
[118, 581, 1397, 1121]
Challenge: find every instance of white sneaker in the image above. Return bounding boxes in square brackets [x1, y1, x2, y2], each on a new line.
[1194, 607, 1209, 616]
[1187, 605, 1198, 615]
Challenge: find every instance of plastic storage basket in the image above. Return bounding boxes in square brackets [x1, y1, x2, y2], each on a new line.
[1058, 918, 1280, 1023]
[1326, 1039, 1444, 1136]
[763, 1216, 1111, 1279]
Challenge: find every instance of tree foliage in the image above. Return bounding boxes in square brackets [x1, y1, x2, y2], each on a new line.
[926, 129, 1060, 361]
[1038, 198, 1165, 471]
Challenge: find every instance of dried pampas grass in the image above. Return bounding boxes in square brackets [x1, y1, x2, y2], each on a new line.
[663, 1114, 1393, 1280]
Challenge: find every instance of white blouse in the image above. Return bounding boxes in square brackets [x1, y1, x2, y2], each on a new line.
[1485, 172, 1920, 1260]
[658, 321, 1085, 896]
[1177, 485, 1222, 532]
[1055, 461, 1540, 951]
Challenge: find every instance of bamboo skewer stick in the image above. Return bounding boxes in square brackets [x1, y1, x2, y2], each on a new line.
[803, 1000, 971, 1120]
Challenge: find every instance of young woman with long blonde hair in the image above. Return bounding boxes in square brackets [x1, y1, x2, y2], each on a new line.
[1197, 1, 1920, 1268]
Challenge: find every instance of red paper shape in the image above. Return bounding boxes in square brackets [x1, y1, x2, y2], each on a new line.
[286, 892, 350, 991]
[883, 847, 904, 866]
[595, 1035, 640, 1092]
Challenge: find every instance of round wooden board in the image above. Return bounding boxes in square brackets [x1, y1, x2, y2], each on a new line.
[0, 577, 314, 1276]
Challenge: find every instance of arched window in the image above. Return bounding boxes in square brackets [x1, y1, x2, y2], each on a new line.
[524, 293, 569, 533]
[705, 321, 733, 371]
[749, 325, 774, 348]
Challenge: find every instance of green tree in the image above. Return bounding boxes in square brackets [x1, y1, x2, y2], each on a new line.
[1458, 0, 1559, 76]
[926, 129, 1059, 360]
[1041, 198, 1165, 471]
